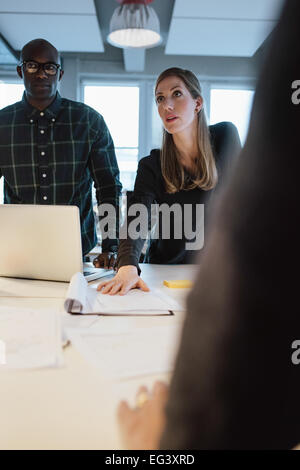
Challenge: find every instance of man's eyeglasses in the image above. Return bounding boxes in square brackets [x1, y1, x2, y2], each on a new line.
[20, 60, 61, 76]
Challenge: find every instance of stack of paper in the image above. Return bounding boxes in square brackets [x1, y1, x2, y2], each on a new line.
[64, 272, 181, 315]
[0, 306, 63, 369]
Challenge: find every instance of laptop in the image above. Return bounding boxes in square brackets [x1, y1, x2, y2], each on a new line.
[0, 204, 114, 282]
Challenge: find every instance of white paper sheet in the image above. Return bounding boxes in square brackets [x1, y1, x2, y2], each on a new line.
[0, 276, 68, 298]
[66, 324, 181, 379]
[64, 272, 181, 315]
[0, 306, 63, 369]
[64, 272, 87, 313]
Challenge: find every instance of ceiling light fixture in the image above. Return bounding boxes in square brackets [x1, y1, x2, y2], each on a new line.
[107, 0, 161, 49]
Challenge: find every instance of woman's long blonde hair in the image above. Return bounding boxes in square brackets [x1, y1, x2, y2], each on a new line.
[155, 67, 218, 193]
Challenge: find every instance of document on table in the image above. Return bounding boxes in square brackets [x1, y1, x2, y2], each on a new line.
[0, 306, 63, 369]
[65, 324, 181, 379]
[0, 276, 68, 298]
[64, 272, 181, 315]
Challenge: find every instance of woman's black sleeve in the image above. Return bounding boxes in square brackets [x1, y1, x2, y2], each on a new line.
[116, 156, 157, 272]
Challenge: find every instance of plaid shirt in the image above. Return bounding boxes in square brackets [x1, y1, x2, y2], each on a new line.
[0, 92, 122, 255]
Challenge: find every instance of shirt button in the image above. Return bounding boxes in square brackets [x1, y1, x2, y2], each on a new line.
[30, 119, 34, 123]
[43, 196, 47, 201]
[42, 174, 47, 178]
[41, 151, 45, 156]
[40, 112, 44, 116]
[40, 129, 45, 134]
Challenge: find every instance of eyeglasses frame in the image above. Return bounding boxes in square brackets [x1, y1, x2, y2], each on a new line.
[19, 60, 62, 76]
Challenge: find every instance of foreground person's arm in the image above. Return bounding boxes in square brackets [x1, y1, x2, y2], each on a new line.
[118, 383, 168, 450]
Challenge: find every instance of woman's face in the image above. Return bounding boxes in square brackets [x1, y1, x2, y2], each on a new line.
[155, 76, 202, 135]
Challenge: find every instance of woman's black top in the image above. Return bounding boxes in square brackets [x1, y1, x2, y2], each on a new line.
[117, 121, 241, 270]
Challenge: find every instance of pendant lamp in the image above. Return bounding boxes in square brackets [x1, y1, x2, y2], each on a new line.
[107, 0, 162, 49]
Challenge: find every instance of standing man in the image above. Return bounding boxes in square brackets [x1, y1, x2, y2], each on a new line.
[0, 38, 122, 267]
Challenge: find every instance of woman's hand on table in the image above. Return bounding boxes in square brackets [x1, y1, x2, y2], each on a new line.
[117, 381, 168, 450]
[96, 265, 150, 295]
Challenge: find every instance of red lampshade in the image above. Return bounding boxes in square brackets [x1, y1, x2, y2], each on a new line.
[116, 1, 154, 4]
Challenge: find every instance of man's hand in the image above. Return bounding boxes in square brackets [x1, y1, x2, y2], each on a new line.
[93, 251, 117, 269]
[117, 381, 168, 450]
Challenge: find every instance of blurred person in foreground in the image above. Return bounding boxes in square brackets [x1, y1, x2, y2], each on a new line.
[117, 0, 300, 449]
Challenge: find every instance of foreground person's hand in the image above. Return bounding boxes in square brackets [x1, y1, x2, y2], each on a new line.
[97, 265, 149, 295]
[117, 382, 168, 450]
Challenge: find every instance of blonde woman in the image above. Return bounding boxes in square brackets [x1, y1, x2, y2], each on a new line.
[96, 67, 241, 295]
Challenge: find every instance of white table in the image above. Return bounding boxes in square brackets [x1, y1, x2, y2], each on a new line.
[0, 264, 198, 450]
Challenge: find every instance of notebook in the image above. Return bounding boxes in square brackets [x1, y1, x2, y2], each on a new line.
[64, 272, 181, 315]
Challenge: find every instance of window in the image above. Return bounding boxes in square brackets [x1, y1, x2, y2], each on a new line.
[210, 88, 255, 145]
[0, 82, 24, 110]
[83, 84, 139, 191]
[0, 82, 24, 203]
[151, 90, 163, 150]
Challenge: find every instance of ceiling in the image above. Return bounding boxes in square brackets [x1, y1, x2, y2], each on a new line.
[0, 33, 18, 65]
[0, 0, 284, 71]
[0, 0, 104, 55]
